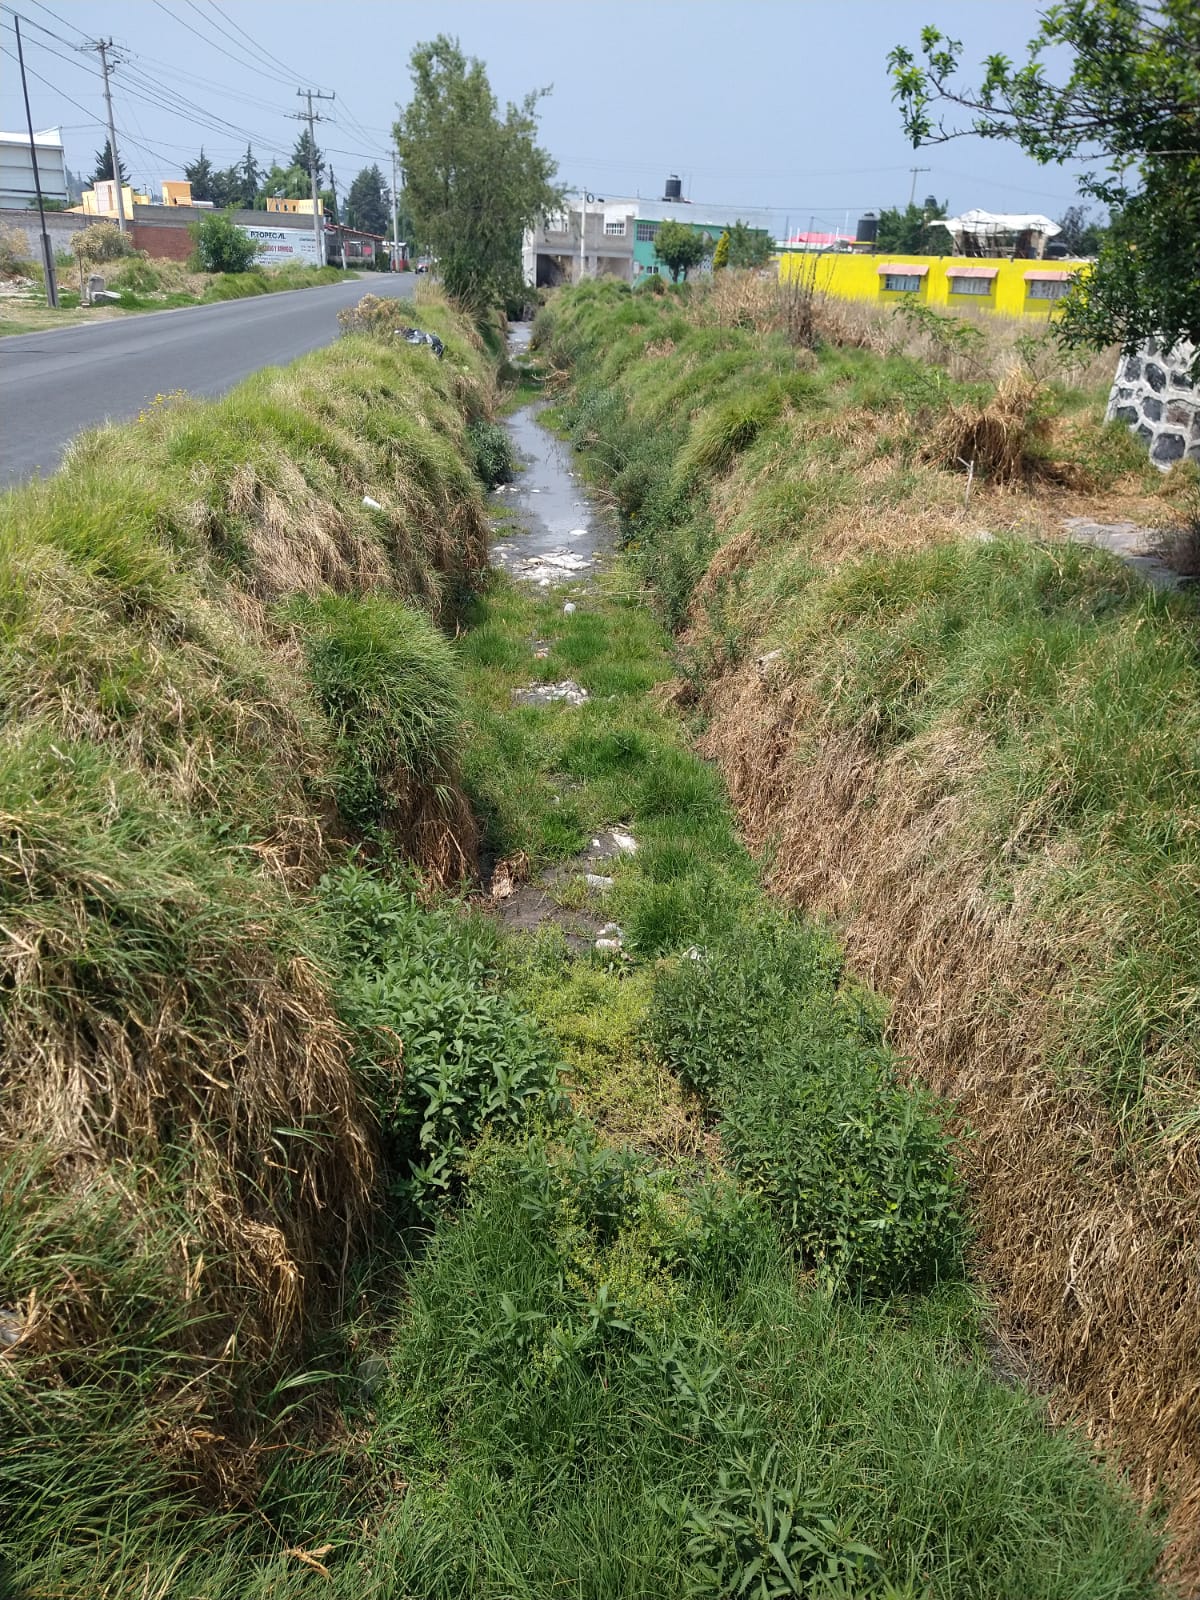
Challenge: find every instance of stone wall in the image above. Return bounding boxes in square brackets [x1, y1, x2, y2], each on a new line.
[1106, 339, 1199, 469]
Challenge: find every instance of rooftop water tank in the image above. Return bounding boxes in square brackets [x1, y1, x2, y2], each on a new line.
[856, 211, 879, 244]
[664, 174, 682, 202]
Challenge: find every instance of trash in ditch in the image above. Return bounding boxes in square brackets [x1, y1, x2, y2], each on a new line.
[396, 326, 445, 359]
[511, 679, 589, 707]
[362, 495, 383, 510]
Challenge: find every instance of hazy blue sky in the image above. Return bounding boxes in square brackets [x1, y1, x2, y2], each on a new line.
[2, 0, 1095, 232]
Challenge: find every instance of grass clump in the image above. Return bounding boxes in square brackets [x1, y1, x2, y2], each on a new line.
[297, 593, 476, 875]
[649, 915, 963, 1295]
[321, 865, 563, 1219]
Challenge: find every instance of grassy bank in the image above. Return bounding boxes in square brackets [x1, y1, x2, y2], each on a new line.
[336, 570, 1159, 1598]
[0, 261, 350, 336]
[0, 286, 500, 1593]
[534, 273, 1200, 1579]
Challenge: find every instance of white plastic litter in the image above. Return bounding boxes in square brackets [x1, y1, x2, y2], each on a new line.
[362, 495, 383, 510]
[563, 602, 577, 615]
[610, 830, 638, 855]
[585, 873, 614, 889]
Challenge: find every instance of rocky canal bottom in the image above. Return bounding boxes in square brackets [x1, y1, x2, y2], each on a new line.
[340, 369, 1165, 1598]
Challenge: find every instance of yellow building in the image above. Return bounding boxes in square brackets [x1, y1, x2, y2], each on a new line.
[265, 195, 323, 216]
[779, 250, 1091, 319]
[80, 178, 150, 216]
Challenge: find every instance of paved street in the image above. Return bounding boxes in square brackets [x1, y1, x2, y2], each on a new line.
[0, 274, 417, 485]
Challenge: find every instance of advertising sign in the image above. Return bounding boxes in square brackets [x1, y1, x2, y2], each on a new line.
[237, 224, 323, 268]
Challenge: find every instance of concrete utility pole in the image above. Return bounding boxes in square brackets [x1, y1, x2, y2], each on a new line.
[295, 88, 334, 264]
[908, 165, 930, 208]
[391, 148, 401, 271]
[14, 16, 57, 306]
[91, 38, 126, 232]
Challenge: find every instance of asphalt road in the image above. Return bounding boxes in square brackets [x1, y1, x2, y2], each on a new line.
[0, 273, 418, 485]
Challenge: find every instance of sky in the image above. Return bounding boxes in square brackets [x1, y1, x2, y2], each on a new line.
[1, 0, 1097, 234]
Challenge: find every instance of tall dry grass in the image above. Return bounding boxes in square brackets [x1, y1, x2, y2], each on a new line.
[0, 289, 493, 1489]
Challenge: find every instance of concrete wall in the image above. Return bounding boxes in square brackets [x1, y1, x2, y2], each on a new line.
[0, 208, 97, 258]
[779, 250, 1093, 320]
[130, 205, 319, 265]
[1106, 340, 1200, 470]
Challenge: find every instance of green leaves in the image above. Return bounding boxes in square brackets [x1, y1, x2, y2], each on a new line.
[395, 35, 563, 313]
[322, 865, 563, 1218]
[889, 1, 1200, 361]
[648, 916, 964, 1296]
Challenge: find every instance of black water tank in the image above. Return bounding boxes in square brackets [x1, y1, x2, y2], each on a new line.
[664, 174, 682, 202]
[856, 211, 879, 244]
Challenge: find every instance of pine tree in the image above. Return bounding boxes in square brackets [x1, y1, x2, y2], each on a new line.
[184, 149, 216, 203]
[291, 128, 324, 188]
[234, 144, 261, 209]
[89, 144, 129, 185]
[345, 164, 390, 236]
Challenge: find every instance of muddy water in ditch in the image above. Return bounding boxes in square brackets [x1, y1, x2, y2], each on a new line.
[485, 323, 626, 950]
[490, 323, 616, 586]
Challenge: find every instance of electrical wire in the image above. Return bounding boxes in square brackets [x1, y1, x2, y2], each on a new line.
[203, 0, 329, 95]
[150, 0, 293, 88]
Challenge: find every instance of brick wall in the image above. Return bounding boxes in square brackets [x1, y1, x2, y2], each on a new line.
[131, 216, 193, 261]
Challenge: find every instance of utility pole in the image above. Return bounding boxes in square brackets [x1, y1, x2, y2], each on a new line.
[908, 165, 930, 208]
[295, 89, 334, 265]
[90, 39, 126, 232]
[391, 148, 401, 272]
[14, 16, 57, 306]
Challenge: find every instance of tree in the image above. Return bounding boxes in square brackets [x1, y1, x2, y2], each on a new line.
[712, 230, 730, 271]
[653, 219, 709, 282]
[346, 164, 391, 237]
[395, 34, 561, 311]
[89, 144, 128, 185]
[889, 1, 1200, 361]
[257, 162, 311, 204]
[1056, 204, 1106, 257]
[724, 218, 773, 269]
[209, 166, 241, 209]
[184, 149, 215, 203]
[230, 144, 261, 209]
[875, 197, 947, 253]
[291, 128, 324, 188]
[190, 210, 257, 274]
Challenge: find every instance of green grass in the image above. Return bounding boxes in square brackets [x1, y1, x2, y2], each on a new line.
[0, 286, 1171, 1598]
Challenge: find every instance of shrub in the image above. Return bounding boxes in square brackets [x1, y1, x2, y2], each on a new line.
[322, 865, 564, 1218]
[467, 417, 515, 487]
[648, 917, 964, 1294]
[190, 211, 257, 274]
[71, 221, 138, 266]
[0, 222, 29, 276]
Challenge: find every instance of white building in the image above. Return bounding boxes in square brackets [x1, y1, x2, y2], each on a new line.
[524, 183, 775, 288]
[0, 128, 68, 210]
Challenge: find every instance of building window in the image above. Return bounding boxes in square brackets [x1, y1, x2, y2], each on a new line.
[635, 221, 659, 243]
[948, 276, 991, 296]
[882, 273, 922, 292]
[604, 220, 626, 236]
[1027, 278, 1070, 300]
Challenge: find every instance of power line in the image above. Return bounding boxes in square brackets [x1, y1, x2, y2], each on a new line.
[204, 0, 327, 94]
[24, 0, 87, 38]
[150, 0, 292, 87]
